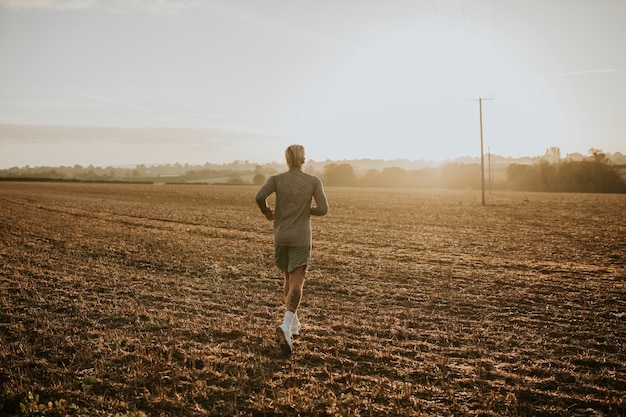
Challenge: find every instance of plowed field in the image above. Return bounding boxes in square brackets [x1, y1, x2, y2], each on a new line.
[1, 182, 625, 416]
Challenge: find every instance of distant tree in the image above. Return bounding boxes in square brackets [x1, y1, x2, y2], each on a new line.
[227, 174, 245, 185]
[505, 149, 626, 193]
[378, 167, 408, 187]
[253, 174, 266, 185]
[537, 159, 557, 191]
[361, 169, 382, 187]
[589, 148, 606, 161]
[323, 163, 356, 186]
[440, 163, 481, 189]
[544, 147, 561, 163]
[555, 150, 626, 193]
[253, 165, 266, 185]
[565, 152, 585, 161]
[359, 167, 418, 188]
[506, 163, 541, 191]
[611, 152, 626, 165]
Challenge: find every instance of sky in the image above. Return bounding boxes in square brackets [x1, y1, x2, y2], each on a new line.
[0, 0, 625, 168]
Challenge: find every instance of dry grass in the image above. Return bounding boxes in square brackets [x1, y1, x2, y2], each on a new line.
[0, 182, 624, 416]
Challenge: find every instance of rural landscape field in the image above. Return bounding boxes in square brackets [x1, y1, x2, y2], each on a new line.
[0, 182, 624, 416]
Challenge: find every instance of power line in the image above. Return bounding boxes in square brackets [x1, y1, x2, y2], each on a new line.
[492, 0, 496, 46]
[430, 0, 442, 29]
[460, 0, 468, 34]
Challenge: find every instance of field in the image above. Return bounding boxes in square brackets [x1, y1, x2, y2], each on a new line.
[1, 182, 625, 416]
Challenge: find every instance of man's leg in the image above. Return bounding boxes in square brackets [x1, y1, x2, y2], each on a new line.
[285, 265, 305, 313]
[283, 271, 290, 299]
[283, 271, 301, 335]
[277, 266, 306, 354]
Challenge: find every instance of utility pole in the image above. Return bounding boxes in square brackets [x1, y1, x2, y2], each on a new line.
[488, 146, 492, 195]
[472, 97, 494, 205]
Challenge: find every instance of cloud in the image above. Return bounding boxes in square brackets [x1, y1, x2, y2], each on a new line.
[107, 0, 199, 15]
[0, 124, 279, 146]
[0, 0, 340, 43]
[70, 90, 172, 121]
[558, 68, 623, 77]
[0, 0, 198, 14]
[540, 68, 623, 80]
[200, 0, 343, 48]
[71, 90, 152, 112]
[0, 0, 96, 10]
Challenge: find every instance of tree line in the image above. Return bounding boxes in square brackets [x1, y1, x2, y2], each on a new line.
[321, 150, 625, 193]
[504, 150, 626, 193]
[2, 150, 625, 193]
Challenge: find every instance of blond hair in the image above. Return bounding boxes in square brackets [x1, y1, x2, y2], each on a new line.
[285, 144, 306, 168]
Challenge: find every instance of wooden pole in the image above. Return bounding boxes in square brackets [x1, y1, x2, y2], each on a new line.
[473, 97, 493, 205]
[479, 98, 485, 205]
[488, 146, 492, 194]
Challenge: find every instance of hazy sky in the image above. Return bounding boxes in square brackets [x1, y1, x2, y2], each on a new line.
[1, 0, 625, 168]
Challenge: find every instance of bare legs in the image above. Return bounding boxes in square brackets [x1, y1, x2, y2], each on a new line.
[276, 266, 306, 354]
[284, 265, 305, 313]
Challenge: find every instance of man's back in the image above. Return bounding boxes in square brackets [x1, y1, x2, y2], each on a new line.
[256, 168, 328, 246]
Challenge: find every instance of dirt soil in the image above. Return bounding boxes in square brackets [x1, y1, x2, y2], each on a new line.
[1, 182, 625, 416]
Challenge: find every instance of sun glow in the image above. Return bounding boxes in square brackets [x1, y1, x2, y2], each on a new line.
[291, 25, 544, 161]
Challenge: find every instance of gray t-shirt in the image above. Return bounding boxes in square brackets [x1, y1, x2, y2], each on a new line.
[256, 168, 328, 246]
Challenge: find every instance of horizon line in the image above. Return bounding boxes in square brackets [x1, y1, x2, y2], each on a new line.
[2, 150, 624, 171]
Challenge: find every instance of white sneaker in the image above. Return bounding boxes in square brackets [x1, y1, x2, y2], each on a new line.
[276, 324, 293, 354]
[290, 321, 301, 336]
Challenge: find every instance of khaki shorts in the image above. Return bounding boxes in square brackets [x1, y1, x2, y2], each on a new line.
[275, 246, 311, 273]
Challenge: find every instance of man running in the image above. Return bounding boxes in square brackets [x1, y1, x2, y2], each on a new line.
[255, 144, 329, 354]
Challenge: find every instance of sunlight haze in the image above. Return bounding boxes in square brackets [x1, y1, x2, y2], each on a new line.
[0, 0, 625, 168]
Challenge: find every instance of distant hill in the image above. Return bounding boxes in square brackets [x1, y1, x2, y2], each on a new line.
[1, 150, 625, 192]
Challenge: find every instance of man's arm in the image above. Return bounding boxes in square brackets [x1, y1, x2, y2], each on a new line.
[255, 176, 275, 219]
[310, 178, 328, 216]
